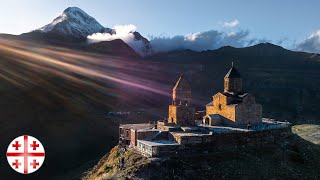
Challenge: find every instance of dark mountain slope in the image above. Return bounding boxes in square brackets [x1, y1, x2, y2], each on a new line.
[148, 43, 320, 123]
[0, 36, 167, 179]
[87, 39, 139, 58]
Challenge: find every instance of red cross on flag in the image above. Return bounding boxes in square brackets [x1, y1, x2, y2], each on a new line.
[6, 135, 45, 174]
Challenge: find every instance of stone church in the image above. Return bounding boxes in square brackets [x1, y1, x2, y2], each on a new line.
[205, 64, 262, 126]
[167, 63, 262, 127]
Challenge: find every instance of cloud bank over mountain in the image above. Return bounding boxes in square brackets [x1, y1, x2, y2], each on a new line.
[86, 23, 320, 55]
[87, 24, 149, 56]
[87, 25, 269, 55]
[149, 29, 265, 53]
[295, 30, 320, 54]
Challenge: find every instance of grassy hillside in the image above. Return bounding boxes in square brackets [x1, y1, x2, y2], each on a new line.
[82, 125, 320, 180]
[292, 124, 320, 144]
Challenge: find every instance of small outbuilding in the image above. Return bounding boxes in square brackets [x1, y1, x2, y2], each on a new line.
[203, 114, 222, 126]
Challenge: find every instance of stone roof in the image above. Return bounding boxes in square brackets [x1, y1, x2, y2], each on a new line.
[119, 123, 155, 130]
[209, 92, 249, 106]
[238, 93, 248, 98]
[222, 92, 234, 97]
[206, 101, 213, 106]
[170, 131, 212, 137]
[173, 74, 191, 91]
[224, 64, 241, 78]
[206, 114, 221, 119]
[222, 92, 248, 98]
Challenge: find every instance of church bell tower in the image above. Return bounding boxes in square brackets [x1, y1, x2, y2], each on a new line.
[168, 75, 195, 126]
[224, 63, 242, 95]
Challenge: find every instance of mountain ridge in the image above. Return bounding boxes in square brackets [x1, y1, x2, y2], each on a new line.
[12, 7, 319, 58]
[20, 6, 151, 56]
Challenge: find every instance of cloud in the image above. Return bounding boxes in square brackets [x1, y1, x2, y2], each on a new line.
[223, 19, 240, 27]
[112, 24, 137, 35]
[87, 24, 136, 43]
[87, 24, 264, 55]
[295, 30, 320, 53]
[149, 29, 257, 53]
[87, 24, 149, 56]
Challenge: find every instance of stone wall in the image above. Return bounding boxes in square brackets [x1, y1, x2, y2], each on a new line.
[154, 145, 181, 157]
[203, 114, 222, 126]
[235, 96, 262, 125]
[206, 93, 262, 126]
[137, 140, 181, 157]
[177, 135, 213, 146]
[130, 129, 137, 146]
[173, 89, 192, 106]
[168, 105, 177, 123]
[137, 141, 153, 157]
[177, 127, 292, 148]
[168, 105, 195, 126]
[224, 77, 242, 93]
[206, 94, 236, 125]
[119, 127, 131, 145]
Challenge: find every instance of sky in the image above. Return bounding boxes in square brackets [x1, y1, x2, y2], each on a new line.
[1, 0, 320, 53]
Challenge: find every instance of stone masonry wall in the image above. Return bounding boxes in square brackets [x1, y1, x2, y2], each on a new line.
[235, 103, 262, 125]
[206, 93, 262, 125]
[130, 129, 136, 146]
[224, 77, 242, 93]
[177, 127, 292, 148]
[209, 93, 236, 122]
[168, 105, 195, 126]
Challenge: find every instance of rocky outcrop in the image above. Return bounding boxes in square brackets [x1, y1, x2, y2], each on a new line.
[82, 125, 320, 179]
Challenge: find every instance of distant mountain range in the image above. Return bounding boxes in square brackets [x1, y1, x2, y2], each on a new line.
[14, 6, 320, 60]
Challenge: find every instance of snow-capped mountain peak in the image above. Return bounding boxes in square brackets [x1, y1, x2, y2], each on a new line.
[37, 7, 105, 39]
[32, 7, 151, 56]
